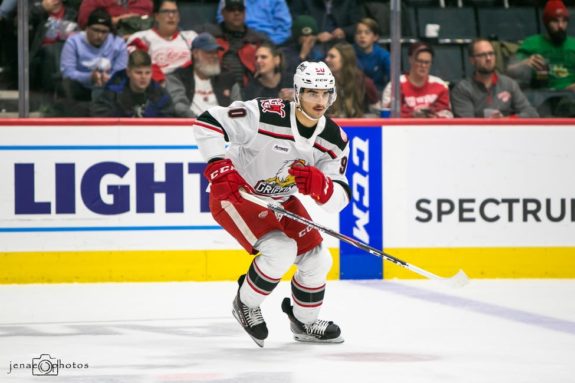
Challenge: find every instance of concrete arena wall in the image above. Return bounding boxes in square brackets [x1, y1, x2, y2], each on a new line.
[0, 118, 574, 283]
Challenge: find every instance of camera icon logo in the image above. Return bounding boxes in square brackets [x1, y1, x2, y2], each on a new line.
[32, 354, 59, 376]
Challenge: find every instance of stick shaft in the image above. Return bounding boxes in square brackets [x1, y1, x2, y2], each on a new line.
[238, 191, 454, 283]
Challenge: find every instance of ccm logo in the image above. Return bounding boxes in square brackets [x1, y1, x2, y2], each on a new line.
[298, 226, 313, 237]
[209, 165, 234, 180]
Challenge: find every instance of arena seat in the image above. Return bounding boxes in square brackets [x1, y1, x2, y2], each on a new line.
[477, 7, 539, 42]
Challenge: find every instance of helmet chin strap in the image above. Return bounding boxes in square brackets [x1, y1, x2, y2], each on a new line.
[296, 104, 321, 122]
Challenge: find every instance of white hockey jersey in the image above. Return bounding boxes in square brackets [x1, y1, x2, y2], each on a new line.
[193, 98, 351, 210]
[127, 29, 197, 74]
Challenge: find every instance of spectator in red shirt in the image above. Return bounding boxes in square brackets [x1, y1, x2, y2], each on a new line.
[382, 42, 453, 118]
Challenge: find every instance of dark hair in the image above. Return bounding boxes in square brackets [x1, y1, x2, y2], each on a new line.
[128, 50, 152, 68]
[468, 38, 493, 57]
[153, 0, 177, 14]
[408, 41, 434, 58]
[257, 41, 284, 74]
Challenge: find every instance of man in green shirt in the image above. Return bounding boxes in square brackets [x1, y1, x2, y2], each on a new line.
[507, 0, 575, 91]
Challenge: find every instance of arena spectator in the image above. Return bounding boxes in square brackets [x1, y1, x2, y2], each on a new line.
[325, 42, 379, 117]
[353, 17, 390, 94]
[91, 50, 175, 117]
[197, 0, 268, 87]
[0, 0, 16, 20]
[0, 0, 17, 89]
[166, 32, 241, 117]
[127, 0, 197, 77]
[281, 15, 324, 78]
[382, 42, 453, 118]
[244, 41, 292, 100]
[78, 0, 153, 36]
[290, 0, 364, 53]
[29, 0, 78, 94]
[507, 0, 575, 91]
[451, 39, 538, 118]
[215, 0, 291, 45]
[60, 8, 128, 103]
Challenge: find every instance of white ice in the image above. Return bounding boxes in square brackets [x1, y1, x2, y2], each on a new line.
[1, 279, 574, 383]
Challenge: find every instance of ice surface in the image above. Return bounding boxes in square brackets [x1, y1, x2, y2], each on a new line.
[1, 279, 574, 383]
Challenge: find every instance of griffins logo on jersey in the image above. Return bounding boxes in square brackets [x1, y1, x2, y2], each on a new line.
[260, 98, 286, 118]
[254, 159, 306, 195]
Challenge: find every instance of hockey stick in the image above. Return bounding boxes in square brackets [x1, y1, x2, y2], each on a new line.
[239, 190, 469, 288]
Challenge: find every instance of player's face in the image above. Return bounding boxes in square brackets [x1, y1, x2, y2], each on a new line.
[299, 89, 331, 119]
[471, 41, 496, 75]
[127, 65, 153, 92]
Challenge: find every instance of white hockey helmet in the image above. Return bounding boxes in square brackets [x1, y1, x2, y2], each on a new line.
[293, 61, 337, 106]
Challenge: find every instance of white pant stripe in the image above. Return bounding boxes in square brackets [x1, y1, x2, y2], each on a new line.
[220, 200, 258, 245]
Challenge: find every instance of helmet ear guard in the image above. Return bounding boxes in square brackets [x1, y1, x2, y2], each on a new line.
[293, 61, 337, 107]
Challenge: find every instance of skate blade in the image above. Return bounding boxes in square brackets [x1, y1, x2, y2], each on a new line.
[232, 309, 265, 348]
[293, 334, 345, 344]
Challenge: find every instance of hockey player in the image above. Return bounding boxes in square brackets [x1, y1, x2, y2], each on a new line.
[192, 61, 350, 347]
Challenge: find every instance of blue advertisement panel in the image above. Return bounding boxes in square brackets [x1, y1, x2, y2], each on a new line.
[339, 126, 383, 279]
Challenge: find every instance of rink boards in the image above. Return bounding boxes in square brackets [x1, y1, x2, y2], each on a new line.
[1, 118, 574, 283]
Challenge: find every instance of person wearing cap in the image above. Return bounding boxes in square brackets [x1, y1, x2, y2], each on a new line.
[353, 17, 390, 94]
[281, 15, 324, 78]
[60, 8, 128, 107]
[451, 38, 538, 118]
[197, 0, 268, 88]
[381, 41, 453, 118]
[91, 49, 175, 117]
[166, 32, 241, 117]
[215, 0, 291, 46]
[127, 0, 198, 77]
[507, 0, 575, 91]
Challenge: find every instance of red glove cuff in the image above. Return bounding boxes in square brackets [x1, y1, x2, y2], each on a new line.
[204, 159, 251, 204]
[204, 159, 237, 182]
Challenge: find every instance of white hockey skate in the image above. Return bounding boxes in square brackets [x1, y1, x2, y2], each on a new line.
[281, 297, 344, 344]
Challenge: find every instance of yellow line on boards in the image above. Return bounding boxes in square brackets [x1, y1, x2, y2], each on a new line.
[383, 247, 575, 279]
[0, 249, 340, 284]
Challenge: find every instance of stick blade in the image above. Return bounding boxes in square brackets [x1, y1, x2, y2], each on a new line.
[446, 269, 469, 288]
